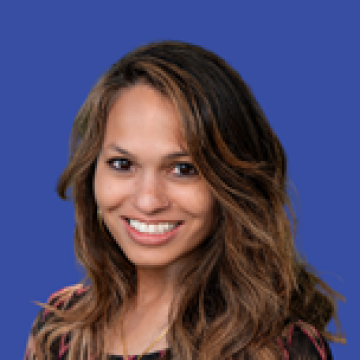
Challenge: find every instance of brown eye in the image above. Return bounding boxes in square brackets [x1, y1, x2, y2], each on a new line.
[173, 163, 198, 177]
[107, 158, 133, 171]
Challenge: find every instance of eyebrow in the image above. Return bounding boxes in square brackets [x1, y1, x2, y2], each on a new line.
[106, 144, 190, 160]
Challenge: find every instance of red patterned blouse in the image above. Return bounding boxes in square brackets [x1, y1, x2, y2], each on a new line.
[24, 285, 333, 360]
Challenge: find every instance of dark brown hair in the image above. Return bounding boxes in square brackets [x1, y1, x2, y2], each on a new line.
[29, 40, 346, 360]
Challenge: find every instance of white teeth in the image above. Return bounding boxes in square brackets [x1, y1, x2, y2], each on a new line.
[129, 219, 179, 234]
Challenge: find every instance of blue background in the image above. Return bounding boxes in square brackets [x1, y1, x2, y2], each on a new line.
[1, 1, 357, 359]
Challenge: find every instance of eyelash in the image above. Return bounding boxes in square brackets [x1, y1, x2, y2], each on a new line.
[106, 158, 198, 177]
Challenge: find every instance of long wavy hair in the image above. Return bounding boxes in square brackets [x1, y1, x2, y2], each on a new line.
[31, 40, 346, 360]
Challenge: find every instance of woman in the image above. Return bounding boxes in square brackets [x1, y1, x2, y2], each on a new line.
[25, 40, 346, 360]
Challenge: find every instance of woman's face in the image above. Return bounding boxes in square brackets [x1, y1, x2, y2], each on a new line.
[94, 83, 218, 270]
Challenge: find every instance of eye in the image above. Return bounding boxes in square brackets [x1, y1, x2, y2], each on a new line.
[172, 162, 198, 177]
[107, 158, 133, 171]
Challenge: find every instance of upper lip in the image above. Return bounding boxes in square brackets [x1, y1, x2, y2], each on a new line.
[122, 216, 182, 225]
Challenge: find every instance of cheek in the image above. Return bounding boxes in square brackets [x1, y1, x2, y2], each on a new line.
[93, 166, 125, 207]
[176, 186, 215, 217]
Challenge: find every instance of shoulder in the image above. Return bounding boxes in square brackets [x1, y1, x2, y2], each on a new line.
[25, 284, 90, 359]
[31, 283, 90, 335]
[275, 319, 334, 360]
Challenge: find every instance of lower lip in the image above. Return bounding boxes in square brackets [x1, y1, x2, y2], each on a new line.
[122, 217, 183, 246]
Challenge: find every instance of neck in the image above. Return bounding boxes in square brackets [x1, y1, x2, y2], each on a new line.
[132, 261, 183, 310]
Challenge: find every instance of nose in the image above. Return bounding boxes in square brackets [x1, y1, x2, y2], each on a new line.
[133, 172, 169, 213]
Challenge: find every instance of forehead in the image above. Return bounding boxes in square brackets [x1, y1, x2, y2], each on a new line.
[103, 83, 187, 152]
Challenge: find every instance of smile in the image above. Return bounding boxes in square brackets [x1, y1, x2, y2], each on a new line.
[125, 218, 182, 234]
[122, 217, 184, 246]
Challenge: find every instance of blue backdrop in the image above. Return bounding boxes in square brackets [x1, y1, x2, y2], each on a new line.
[1, 1, 357, 359]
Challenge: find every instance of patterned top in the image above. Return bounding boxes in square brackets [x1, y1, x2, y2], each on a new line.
[25, 285, 334, 360]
